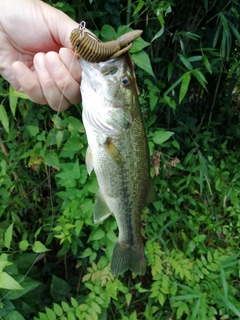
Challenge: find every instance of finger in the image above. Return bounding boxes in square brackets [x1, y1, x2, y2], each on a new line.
[34, 52, 69, 111]
[45, 50, 81, 105]
[59, 47, 81, 83]
[11, 61, 47, 104]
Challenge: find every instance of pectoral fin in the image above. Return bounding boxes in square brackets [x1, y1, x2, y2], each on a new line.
[145, 180, 158, 205]
[103, 138, 123, 165]
[86, 146, 93, 175]
[94, 190, 112, 224]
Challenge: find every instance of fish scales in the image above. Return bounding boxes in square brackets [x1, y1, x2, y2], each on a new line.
[79, 52, 157, 275]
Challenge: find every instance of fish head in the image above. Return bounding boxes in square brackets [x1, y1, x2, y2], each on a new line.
[80, 53, 139, 137]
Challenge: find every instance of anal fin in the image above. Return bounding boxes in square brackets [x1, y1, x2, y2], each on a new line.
[94, 190, 112, 224]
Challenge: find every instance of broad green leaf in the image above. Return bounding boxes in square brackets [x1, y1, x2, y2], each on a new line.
[60, 135, 84, 158]
[4, 223, 14, 249]
[179, 72, 191, 103]
[153, 130, 174, 145]
[100, 24, 117, 40]
[172, 140, 180, 150]
[132, 51, 154, 77]
[0, 260, 12, 273]
[0, 272, 23, 290]
[1, 274, 41, 300]
[53, 303, 63, 317]
[50, 275, 71, 302]
[0, 104, 9, 133]
[81, 248, 92, 258]
[91, 301, 101, 314]
[32, 241, 50, 253]
[44, 150, 60, 170]
[26, 125, 39, 137]
[71, 159, 80, 179]
[19, 240, 29, 251]
[61, 301, 70, 312]
[130, 38, 150, 53]
[46, 308, 56, 320]
[1, 310, 25, 320]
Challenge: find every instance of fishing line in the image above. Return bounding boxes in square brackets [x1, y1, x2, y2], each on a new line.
[0, 49, 78, 303]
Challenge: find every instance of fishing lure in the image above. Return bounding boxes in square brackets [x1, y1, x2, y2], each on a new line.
[70, 21, 143, 63]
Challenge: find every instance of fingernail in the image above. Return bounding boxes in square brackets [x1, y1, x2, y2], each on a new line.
[12, 62, 27, 78]
[34, 53, 47, 71]
[46, 52, 62, 71]
[59, 48, 77, 67]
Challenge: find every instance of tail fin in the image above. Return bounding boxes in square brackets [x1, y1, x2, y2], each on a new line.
[111, 241, 146, 275]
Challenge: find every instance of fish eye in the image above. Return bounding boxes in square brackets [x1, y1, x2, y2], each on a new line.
[121, 75, 131, 87]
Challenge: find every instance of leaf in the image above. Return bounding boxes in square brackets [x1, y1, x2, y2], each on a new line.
[100, 24, 117, 40]
[2, 275, 41, 300]
[192, 70, 207, 90]
[133, 0, 145, 16]
[202, 55, 212, 74]
[26, 125, 39, 137]
[151, 28, 164, 42]
[19, 240, 29, 251]
[179, 72, 191, 103]
[71, 159, 80, 180]
[178, 54, 193, 70]
[51, 275, 71, 302]
[130, 38, 150, 53]
[9, 85, 18, 118]
[0, 104, 9, 133]
[53, 303, 63, 317]
[4, 223, 14, 249]
[46, 308, 56, 320]
[1, 310, 25, 320]
[131, 51, 154, 76]
[152, 130, 174, 145]
[56, 130, 64, 149]
[0, 261, 12, 273]
[0, 272, 23, 290]
[44, 150, 60, 170]
[32, 241, 50, 253]
[81, 248, 92, 258]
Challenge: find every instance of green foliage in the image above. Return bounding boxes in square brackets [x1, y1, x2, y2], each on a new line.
[0, 0, 240, 319]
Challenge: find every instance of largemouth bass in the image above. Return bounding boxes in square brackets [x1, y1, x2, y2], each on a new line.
[79, 52, 157, 275]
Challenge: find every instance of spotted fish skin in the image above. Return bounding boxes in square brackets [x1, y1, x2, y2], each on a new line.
[79, 53, 157, 275]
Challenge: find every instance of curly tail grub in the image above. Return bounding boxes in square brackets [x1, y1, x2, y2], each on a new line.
[70, 23, 143, 63]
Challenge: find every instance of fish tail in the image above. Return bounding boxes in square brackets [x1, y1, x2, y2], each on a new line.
[111, 241, 146, 275]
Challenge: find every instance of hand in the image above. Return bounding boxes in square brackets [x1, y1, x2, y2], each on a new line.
[0, 0, 82, 110]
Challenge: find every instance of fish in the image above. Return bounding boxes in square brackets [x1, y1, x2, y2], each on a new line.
[79, 52, 157, 275]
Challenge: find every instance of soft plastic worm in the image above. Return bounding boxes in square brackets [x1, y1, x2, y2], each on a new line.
[70, 23, 143, 63]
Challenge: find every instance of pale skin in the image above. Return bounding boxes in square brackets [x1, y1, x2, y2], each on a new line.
[0, 0, 83, 111]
